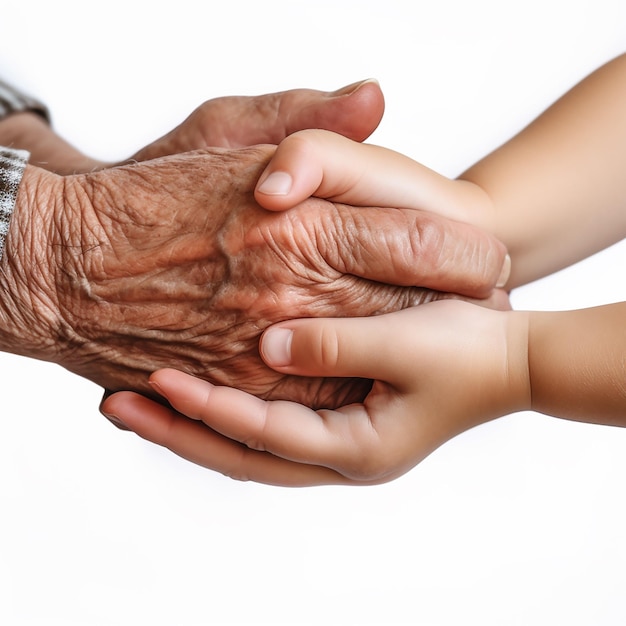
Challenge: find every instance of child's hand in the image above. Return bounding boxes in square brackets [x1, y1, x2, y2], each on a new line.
[255, 129, 493, 232]
[255, 129, 511, 296]
[102, 301, 530, 486]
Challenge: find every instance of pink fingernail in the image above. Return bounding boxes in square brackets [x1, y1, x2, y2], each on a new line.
[257, 171, 292, 196]
[148, 378, 165, 396]
[261, 327, 293, 367]
[102, 412, 129, 430]
[496, 254, 511, 288]
[333, 78, 380, 96]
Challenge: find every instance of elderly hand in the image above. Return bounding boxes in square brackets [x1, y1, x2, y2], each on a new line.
[0, 146, 508, 408]
[0, 80, 384, 173]
[130, 79, 384, 159]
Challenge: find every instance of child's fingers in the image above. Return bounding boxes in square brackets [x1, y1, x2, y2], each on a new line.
[254, 129, 467, 223]
[145, 369, 413, 483]
[255, 129, 421, 211]
[108, 371, 404, 482]
[255, 132, 327, 211]
[101, 389, 353, 487]
[260, 312, 414, 387]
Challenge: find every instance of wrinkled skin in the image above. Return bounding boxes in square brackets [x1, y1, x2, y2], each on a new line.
[0, 146, 507, 409]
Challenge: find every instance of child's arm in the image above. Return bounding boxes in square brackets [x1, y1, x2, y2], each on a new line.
[461, 53, 626, 286]
[100, 299, 626, 486]
[255, 53, 626, 288]
[526, 303, 626, 425]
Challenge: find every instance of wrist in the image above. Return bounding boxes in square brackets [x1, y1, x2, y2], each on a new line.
[450, 177, 496, 233]
[0, 164, 68, 360]
[525, 305, 626, 424]
[503, 309, 532, 415]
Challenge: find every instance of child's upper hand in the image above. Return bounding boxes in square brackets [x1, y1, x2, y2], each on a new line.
[101, 301, 530, 486]
[254, 129, 492, 231]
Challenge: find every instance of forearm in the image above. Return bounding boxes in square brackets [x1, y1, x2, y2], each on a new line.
[0, 112, 102, 174]
[458, 53, 626, 287]
[0, 77, 103, 174]
[526, 302, 626, 426]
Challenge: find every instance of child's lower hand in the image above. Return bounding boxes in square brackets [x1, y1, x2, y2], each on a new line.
[102, 301, 530, 486]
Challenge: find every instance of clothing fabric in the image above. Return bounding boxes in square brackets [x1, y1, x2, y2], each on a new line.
[0, 146, 29, 260]
[0, 78, 46, 259]
[0, 78, 49, 122]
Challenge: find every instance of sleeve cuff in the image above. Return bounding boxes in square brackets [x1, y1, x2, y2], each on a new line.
[0, 79, 50, 124]
[0, 146, 30, 260]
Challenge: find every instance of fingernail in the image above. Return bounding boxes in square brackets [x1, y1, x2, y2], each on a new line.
[102, 412, 130, 431]
[333, 78, 380, 97]
[496, 254, 511, 288]
[148, 378, 164, 395]
[257, 171, 293, 196]
[261, 327, 293, 367]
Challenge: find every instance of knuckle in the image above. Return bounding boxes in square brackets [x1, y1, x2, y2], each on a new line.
[289, 128, 327, 142]
[243, 401, 272, 453]
[343, 452, 395, 482]
[311, 323, 341, 370]
[406, 211, 503, 294]
[240, 436, 266, 453]
[332, 419, 397, 482]
[408, 212, 444, 262]
[277, 129, 319, 160]
[223, 447, 253, 483]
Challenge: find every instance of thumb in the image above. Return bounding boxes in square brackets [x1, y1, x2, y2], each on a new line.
[260, 315, 408, 383]
[254, 128, 431, 212]
[132, 79, 384, 160]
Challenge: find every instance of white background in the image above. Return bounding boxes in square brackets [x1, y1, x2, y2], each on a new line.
[1, 1, 625, 625]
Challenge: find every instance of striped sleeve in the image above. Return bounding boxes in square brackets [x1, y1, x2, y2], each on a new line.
[0, 147, 29, 260]
[0, 79, 49, 122]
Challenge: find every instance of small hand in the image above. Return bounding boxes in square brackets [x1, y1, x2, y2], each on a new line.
[102, 301, 531, 486]
[254, 128, 499, 268]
